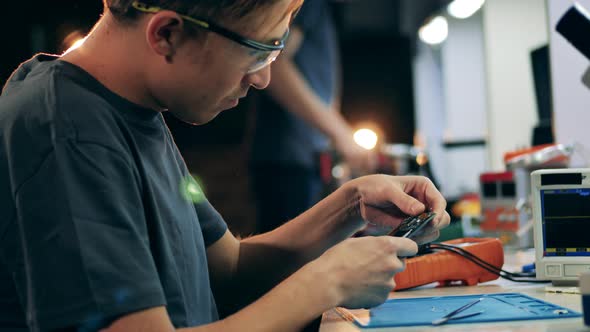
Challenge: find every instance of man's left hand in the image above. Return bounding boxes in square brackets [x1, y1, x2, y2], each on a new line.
[343, 174, 450, 244]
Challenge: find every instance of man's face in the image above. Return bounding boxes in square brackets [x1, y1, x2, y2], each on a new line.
[150, 1, 294, 125]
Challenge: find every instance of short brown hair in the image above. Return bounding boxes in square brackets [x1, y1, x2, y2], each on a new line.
[104, 0, 302, 26]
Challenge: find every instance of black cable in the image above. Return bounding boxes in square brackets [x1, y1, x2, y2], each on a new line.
[429, 243, 548, 283]
[424, 242, 550, 283]
[428, 243, 540, 282]
[428, 243, 543, 282]
[428, 243, 532, 277]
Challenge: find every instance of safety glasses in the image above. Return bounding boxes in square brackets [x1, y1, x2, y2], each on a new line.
[131, 1, 289, 73]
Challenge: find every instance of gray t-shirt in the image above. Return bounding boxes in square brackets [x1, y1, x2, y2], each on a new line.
[0, 54, 227, 331]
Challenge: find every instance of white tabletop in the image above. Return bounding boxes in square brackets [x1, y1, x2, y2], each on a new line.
[319, 249, 590, 332]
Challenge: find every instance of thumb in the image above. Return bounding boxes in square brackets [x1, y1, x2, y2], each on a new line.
[390, 187, 426, 216]
[385, 236, 419, 257]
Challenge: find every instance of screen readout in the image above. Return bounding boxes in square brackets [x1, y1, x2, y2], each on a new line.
[542, 188, 590, 256]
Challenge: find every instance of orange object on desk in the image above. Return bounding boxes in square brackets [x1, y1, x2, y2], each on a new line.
[393, 237, 504, 291]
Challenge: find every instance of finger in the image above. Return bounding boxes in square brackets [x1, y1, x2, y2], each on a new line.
[434, 211, 451, 230]
[424, 180, 447, 216]
[412, 177, 447, 227]
[383, 255, 407, 277]
[426, 210, 451, 230]
[363, 205, 405, 228]
[411, 229, 440, 245]
[387, 236, 418, 257]
[397, 257, 406, 272]
[388, 183, 426, 216]
[409, 211, 448, 243]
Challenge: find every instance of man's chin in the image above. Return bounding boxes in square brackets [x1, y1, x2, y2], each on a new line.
[225, 98, 240, 109]
[168, 109, 220, 126]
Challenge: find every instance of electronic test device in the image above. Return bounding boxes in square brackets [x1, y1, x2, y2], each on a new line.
[532, 168, 590, 285]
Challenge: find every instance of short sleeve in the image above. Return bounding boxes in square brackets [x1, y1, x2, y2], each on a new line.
[12, 139, 165, 331]
[194, 200, 227, 247]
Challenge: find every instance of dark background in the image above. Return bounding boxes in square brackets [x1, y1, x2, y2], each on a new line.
[1, 0, 449, 235]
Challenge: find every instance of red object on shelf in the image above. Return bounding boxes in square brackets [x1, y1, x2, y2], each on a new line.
[479, 171, 519, 233]
[503, 144, 555, 164]
[503, 143, 571, 169]
[480, 171, 513, 183]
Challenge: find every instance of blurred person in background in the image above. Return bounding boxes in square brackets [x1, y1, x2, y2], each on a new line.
[250, 0, 376, 233]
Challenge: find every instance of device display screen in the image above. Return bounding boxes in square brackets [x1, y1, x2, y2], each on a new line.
[542, 188, 590, 256]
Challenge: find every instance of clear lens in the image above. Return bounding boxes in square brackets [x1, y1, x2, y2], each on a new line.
[219, 36, 283, 74]
[246, 49, 281, 74]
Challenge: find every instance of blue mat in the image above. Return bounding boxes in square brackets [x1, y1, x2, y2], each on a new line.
[336, 292, 582, 328]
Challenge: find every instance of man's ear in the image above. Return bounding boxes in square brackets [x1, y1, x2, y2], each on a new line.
[145, 11, 186, 61]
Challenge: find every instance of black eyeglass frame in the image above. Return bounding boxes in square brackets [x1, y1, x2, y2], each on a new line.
[131, 1, 289, 52]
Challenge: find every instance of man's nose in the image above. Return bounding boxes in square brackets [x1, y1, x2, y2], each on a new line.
[245, 65, 272, 90]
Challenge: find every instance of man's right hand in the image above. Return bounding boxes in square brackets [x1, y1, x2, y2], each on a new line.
[301, 235, 418, 309]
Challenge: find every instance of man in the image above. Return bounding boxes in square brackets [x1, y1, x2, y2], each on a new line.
[250, 0, 375, 233]
[0, 0, 450, 331]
